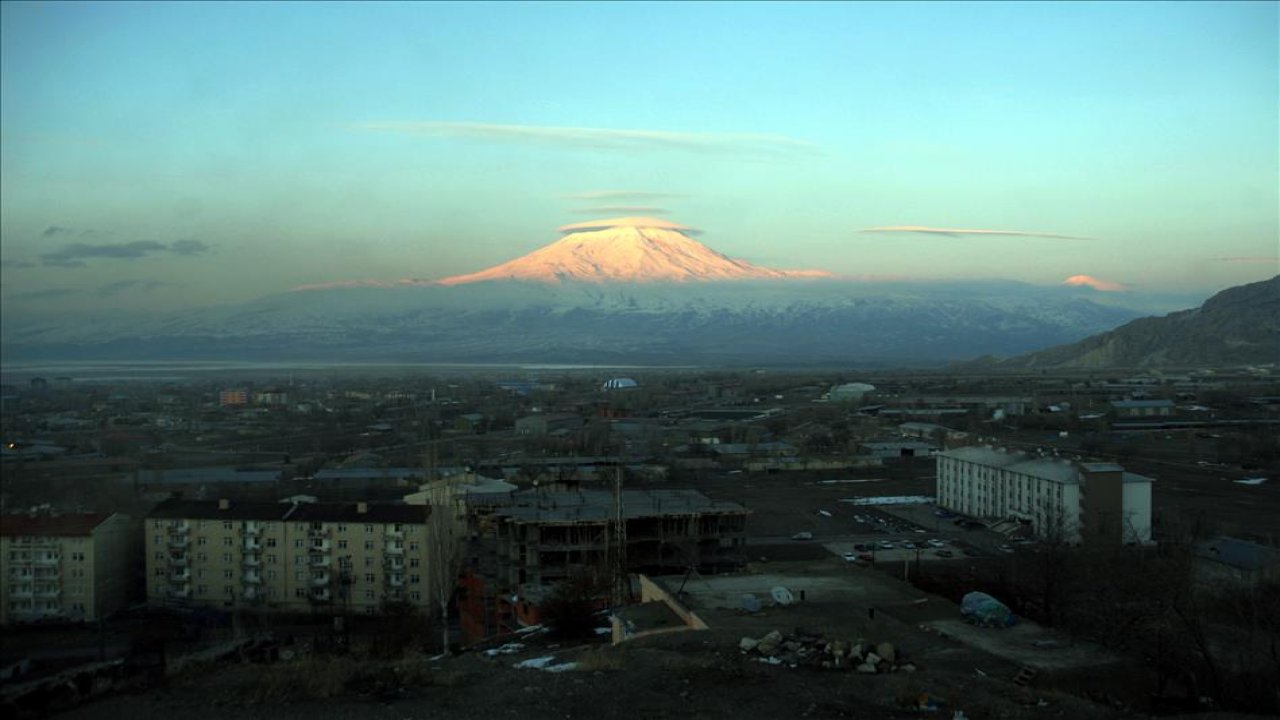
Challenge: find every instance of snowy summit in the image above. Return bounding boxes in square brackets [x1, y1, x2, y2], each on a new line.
[437, 217, 831, 285]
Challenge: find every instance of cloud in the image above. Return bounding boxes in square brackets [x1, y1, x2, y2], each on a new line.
[40, 241, 168, 266]
[8, 288, 79, 300]
[860, 225, 1090, 239]
[557, 216, 700, 235]
[0, 259, 37, 269]
[170, 239, 211, 256]
[570, 205, 670, 215]
[41, 225, 76, 238]
[1211, 256, 1278, 265]
[97, 279, 174, 296]
[1062, 274, 1128, 292]
[38, 240, 212, 267]
[566, 190, 686, 201]
[353, 121, 820, 158]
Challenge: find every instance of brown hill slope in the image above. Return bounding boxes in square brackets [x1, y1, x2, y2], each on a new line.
[995, 275, 1279, 369]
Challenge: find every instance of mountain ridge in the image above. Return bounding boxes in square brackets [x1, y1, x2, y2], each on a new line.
[981, 275, 1279, 369]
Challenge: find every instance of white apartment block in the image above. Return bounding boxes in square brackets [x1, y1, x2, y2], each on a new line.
[1, 512, 136, 624]
[936, 446, 1153, 546]
[145, 499, 435, 614]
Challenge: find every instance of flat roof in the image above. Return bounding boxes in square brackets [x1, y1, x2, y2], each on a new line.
[1, 512, 114, 537]
[148, 499, 430, 524]
[487, 489, 748, 525]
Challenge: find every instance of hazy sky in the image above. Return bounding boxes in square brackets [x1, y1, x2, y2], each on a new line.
[2, 0, 1276, 316]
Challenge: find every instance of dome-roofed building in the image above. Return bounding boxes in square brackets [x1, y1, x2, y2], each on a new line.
[829, 382, 876, 402]
[602, 377, 639, 391]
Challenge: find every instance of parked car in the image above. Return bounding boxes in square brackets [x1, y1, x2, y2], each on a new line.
[791, 531, 814, 541]
[927, 539, 947, 548]
[935, 549, 954, 558]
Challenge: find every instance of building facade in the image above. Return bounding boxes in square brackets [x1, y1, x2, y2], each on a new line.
[144, 499, 435, 614]
[936, 446, 1153, 546]
[1, 512, 136, 624]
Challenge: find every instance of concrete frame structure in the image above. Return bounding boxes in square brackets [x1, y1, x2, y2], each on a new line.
[936, 446, 1153, 546]
[459, 488, 748, 642]
[144, 499, 434, 614]
[1, 512, 136, 624]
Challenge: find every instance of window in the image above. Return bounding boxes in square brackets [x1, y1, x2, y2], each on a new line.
[364, 573, 375, 583]
[197, 537, 207, 546]
[364, 557, 374, 568]
[197, 552, 208, 562]
[409, 558, 420, 568]
[410, 591, 421, 601]
[409, 574, 420, 585]
[266, 570, 277, 580]
[408, 541, 419, 551]
[364, 541, 374, 551]
[296, 571, 306, 581]
[295, 588, 307, 598]
[266, 554, 277, 564]
[197, 585, 208, 595]
[223, 569, 233, 579]
[364, 590, 375, 600]
[153, 520, 163, 529]
[266, 538, 277, 547]
[222, 553, 232, 562]
[154, 551, 164, 560]
[294, 539, 304, 549]
[154, 567, 165, 576]
[295, 557, 305, 566]
[364, 524, 374, 533]
[337, 524, 347, 533]
[223, 537, 233, 546]
[223, 521, 233, 531]
[338, 540, 348, 549]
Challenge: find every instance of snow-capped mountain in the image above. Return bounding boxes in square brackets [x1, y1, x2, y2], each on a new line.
[438, 217, 830, 285]
[0, 218, 1176, 366]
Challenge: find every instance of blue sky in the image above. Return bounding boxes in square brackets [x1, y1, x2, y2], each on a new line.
[1, 0, 1276, 315]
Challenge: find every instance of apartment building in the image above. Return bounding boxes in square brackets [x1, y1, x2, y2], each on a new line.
[936, 446, 1153, 546]
[1, 512, 136, 624]
[145, 499, 434, 614]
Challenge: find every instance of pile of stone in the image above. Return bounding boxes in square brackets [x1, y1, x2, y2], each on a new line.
[738, 630, 917, 673]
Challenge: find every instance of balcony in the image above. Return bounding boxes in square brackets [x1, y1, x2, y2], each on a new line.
[384, 543, 404, 556]
[310, 556, 331, 568]
[309, 589, 331, 602]
[168, 536, 189, 550]
[10, 586, 34, 599]
[384, 558, 405, 571]
[311, 575, 330, 587]
[34, 587, 61, 599]
[33, 570, 60, 582]
[243, 539, 262, 552]
[167, 521, 190, 533]
[308, 540, 331, 553]
[170, 569, 190, 582]
[32, 555, 60, 567]
[242, 587, 260, 601]
[385, 527, 404, 539]
[243, 572, 262, 584]
[241, 555, 260, 567]
[242, 523, 262, 537]
[168, 554, 189, 567]
[307, 527, 330, 539]
[386, 574, 404, 588]
[168, 587, 190, 599]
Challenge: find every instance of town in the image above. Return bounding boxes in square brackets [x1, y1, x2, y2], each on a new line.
[1, 365, 1277, 718]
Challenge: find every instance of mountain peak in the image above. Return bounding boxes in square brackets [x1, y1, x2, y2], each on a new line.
[437, 218, 831, 285]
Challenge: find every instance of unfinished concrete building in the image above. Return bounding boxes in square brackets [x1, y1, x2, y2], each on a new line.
[458, 488, 748, 643]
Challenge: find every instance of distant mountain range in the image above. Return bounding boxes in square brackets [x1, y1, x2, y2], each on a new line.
[0, 217, 1221, 367]
[980, 275, 1279, 369]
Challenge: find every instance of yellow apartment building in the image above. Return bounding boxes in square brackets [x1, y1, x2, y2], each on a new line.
[1, 512, 136, 624]
[144, 498, 434, 614]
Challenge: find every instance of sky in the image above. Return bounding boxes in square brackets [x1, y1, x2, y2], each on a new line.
[1, 0, 1277, 318]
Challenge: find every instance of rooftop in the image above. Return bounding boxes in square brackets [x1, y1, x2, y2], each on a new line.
[1, 512, 113, 537]
[148, 499, 430, 524]
[486, 489, 748, 525]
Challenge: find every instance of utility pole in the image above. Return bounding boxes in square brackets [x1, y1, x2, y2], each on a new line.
[610, 463, 628, 606]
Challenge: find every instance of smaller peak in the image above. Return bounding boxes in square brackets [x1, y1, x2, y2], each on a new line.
[557, 216, 700, 236]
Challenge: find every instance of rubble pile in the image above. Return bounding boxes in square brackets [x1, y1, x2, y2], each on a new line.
[739, 630, 917, 674]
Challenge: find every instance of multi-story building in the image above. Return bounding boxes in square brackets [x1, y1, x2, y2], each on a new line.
[458, 488, 749, 642]
[144, 499, 435, 614]
[936, 446, 1153, 546]
[1, 512, 136, 624]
